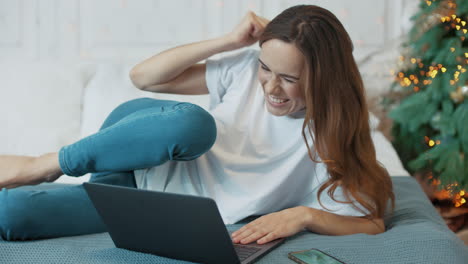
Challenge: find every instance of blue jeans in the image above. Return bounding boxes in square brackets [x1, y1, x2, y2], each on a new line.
[0, 98, 216, 241]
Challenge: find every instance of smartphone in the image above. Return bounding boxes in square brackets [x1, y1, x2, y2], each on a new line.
[288, 248, 346, 264]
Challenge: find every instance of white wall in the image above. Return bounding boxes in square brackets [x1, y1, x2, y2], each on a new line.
[0, 0, 418, 64]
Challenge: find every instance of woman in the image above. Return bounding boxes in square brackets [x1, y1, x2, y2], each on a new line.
[0, 5, 394, 244]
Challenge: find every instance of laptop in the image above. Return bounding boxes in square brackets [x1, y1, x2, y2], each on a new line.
[83, 182, 285, 264]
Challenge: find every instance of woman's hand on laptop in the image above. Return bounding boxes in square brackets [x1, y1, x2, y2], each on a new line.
[231, 206, 309, 245]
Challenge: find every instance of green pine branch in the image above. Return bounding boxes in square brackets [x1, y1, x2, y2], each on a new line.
[386, 0, 468, 193]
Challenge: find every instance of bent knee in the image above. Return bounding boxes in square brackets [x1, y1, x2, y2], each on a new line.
[159, 103, 217, 160]
[100, 97, 180, 131]
[176, 103, 217, 151]
[111, 98, 155, 115]
[104, 98, 157, 122]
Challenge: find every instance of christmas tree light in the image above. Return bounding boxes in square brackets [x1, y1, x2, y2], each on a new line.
[384, 0, 468, 204]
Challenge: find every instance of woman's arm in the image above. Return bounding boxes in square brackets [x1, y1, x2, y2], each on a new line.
[231, 206, 385, 245]
[129, 37, 234, 92]
[129, 11, 269, 93]
[303, 206, 385, 236]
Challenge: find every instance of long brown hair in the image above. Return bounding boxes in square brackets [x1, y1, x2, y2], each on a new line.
[259, 5, 395, 219]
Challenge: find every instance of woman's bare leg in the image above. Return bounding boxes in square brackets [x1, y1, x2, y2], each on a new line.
[0, 152, 63, 189]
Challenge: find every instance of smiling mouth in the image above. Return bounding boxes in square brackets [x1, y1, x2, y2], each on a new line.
[267, 95, 290, 106]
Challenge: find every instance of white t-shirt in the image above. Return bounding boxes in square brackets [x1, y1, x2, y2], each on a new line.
[134, 49, 374, 224]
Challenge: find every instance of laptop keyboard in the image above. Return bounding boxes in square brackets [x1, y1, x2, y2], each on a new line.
[233, 244, 262, 261]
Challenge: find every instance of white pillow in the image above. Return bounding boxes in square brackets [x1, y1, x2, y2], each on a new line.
[80, 63, 145, 138]
[0, 61, 90, 184]
[0, 62, 83, 156]
[369, 112, 380, 131]
[80, 63, 210, 138]
[372, 131, 410, 177]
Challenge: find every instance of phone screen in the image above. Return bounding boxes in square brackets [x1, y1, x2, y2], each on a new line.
[289, 248, 345, 264]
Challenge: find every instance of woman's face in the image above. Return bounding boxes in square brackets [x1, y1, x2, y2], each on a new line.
[258, 39, 306, 117]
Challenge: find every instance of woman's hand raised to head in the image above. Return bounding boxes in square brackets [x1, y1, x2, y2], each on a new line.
[129, 11, 268, 91]
[224, 11, 270, 50]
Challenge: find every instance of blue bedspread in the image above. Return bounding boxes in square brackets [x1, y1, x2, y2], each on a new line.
[1, 177, 467, 264]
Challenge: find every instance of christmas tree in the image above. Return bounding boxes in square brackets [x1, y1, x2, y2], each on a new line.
[386, 0, 468, 207]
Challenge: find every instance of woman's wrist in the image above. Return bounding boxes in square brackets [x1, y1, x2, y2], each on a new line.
[216, 34, 243, 52]
[300, 206, 320, 232]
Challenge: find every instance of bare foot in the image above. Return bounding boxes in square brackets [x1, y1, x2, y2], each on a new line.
[0, 153, 63, 189]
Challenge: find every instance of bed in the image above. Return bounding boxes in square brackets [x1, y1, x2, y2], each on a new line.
[1, 176, 467, 263]
[1, 62, 467, 263]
